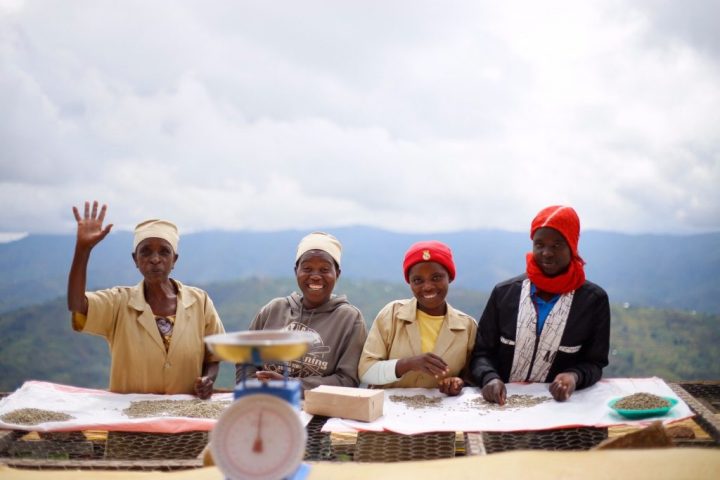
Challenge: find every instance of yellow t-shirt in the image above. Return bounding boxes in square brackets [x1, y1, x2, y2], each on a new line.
[416, 310, 445, 353]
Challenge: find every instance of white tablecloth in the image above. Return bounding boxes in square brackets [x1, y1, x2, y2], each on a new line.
[322, 377, 693, 434]
[0, 381, 312, 433]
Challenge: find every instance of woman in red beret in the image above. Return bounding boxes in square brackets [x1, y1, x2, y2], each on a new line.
[358, 241, 477, 396]
[469, 206, 610, 404]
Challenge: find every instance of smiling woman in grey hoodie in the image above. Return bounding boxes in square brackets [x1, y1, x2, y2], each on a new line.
[235, 232, 367, 391]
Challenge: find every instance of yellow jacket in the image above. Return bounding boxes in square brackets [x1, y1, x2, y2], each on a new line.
[358, 298, 477, 388]
[75, 279, 225, 394]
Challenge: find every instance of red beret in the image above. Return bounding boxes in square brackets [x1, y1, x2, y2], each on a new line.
[403, 240, 456, 283]
[530, 205, 581, 257]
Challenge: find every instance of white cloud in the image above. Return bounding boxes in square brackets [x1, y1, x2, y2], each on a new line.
[0, 0, 718, 236]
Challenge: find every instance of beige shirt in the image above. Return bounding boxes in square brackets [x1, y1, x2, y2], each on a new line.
[358, 298, 477, 388]
[74, 280, 225, 394]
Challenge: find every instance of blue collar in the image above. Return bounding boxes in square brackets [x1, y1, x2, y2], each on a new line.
[530, 283, 560, 304]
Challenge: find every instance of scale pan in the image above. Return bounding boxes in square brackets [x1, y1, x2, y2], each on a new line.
[205, 330, 317, 363]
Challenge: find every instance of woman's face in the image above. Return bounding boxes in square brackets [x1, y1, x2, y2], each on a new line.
[132, 238, 178, 282]
[532, 227, 572, 277]
[408, 261, 450, 316]
[295, 250, 339, 309]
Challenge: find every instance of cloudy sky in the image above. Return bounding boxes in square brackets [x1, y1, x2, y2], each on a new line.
[1, 0, 718, 240]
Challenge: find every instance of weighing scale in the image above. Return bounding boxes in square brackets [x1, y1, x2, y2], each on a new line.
[205, 330, 317, 480]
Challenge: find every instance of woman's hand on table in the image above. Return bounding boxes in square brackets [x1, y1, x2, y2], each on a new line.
[194, 376, 215, 400]
[549, 372, 577, 401]
[438, 377, 464, 396]
[482, 378, 506, 405]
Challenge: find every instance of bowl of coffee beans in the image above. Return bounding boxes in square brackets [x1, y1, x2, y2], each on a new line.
[608, 392, 678, 419]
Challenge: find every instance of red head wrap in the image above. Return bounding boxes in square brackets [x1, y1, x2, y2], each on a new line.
[526, 205, 586, 294]
[403, 240, 456, 283]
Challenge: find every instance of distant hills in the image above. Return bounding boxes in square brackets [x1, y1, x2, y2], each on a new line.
[1, 277, 717, 392]
[1, 226, 719, 313]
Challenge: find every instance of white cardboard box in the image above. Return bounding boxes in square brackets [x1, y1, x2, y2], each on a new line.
[304, 385, 384, 422]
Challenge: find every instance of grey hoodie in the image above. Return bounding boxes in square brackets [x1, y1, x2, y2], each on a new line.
[235, 292, 367, 390]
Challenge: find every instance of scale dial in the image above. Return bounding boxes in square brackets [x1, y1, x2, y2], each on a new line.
[211, 394, 306, 480]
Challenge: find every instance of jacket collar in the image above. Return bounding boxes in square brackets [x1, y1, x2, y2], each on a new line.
[396, 298, 418, 323]
[396, 297, 468, 331]
[397, 297, 470, 358]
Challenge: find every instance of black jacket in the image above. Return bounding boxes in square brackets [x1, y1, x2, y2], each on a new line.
[469, 275, 610, 390]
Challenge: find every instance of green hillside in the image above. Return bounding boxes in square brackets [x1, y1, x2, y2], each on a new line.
[607, 306, 720, 380]
[0, 277, 717, 392]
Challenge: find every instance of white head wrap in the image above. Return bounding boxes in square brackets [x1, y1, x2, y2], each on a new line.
[133, 219, 179, 253]
[295, 232, 342, 267]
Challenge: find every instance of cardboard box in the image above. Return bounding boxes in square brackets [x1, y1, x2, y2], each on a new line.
[304, 386, 384, 422]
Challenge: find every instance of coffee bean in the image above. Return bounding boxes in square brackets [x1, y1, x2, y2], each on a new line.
[123, 399, 231, 419]
[1, 408, 74, 425]
[470, 394, 551, 411]
[389, 394, 443, 409]
[614, 393, 669, 410]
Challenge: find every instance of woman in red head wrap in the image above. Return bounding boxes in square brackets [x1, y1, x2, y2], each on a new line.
[469, 206, 610, 403]
[358, 241, 477, 396]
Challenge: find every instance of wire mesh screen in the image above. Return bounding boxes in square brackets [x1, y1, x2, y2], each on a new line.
[479, 427, 608, 453]
[672, 382, 720, 445]
[679, 383, 720, 413]
[303, 415, 339, 461]
[354, 431, 457, 462]
[0, 430, 206, 471]
[105, 431, 207, 460]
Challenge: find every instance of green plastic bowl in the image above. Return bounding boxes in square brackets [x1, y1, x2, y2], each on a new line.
[608, 396, 679, 419]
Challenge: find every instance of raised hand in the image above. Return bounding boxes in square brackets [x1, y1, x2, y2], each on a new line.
[72, 200, 113, 250]
[68, 201, 113, 315]
[481, 378, 507, 405]
[396, 353, 449, 378]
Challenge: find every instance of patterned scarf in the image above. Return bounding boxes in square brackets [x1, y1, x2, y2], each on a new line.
[509, 279, 574, 382]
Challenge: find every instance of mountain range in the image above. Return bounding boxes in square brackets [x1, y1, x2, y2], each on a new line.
[1, 226, 718, 313]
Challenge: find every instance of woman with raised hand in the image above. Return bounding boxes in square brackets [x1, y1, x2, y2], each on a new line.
[359, 241, 477, 396]
[470, 205, 610, 404]
[67, 200, 225, 398]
